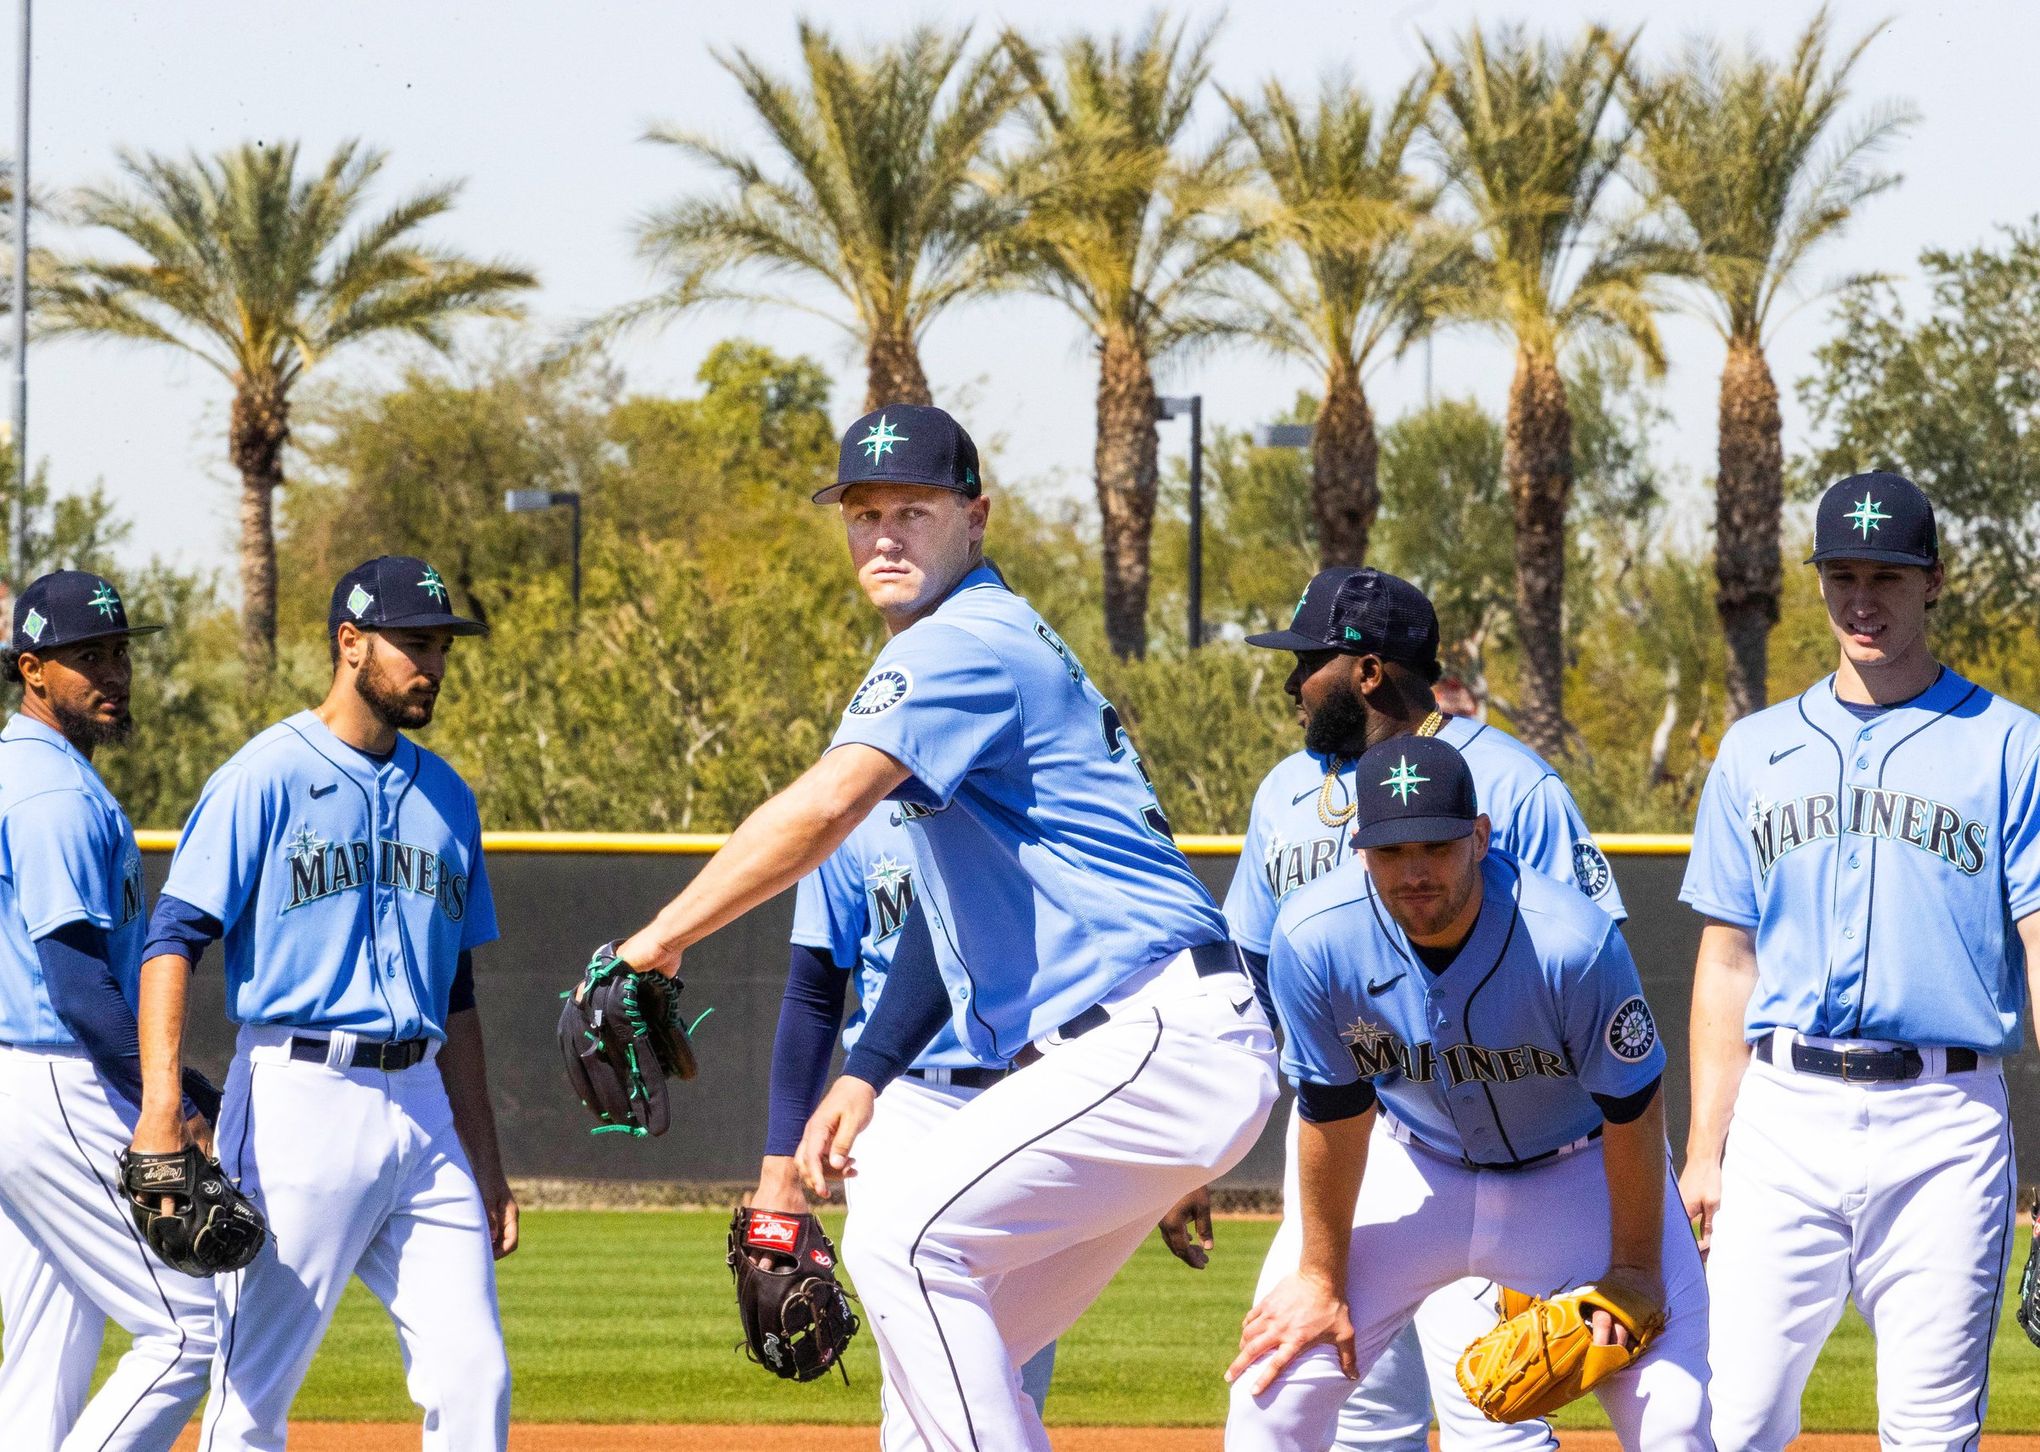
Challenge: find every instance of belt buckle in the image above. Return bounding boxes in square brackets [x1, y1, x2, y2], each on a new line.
[374, 1039, 412, 1071]
[1835, 1050, 1866, 1083]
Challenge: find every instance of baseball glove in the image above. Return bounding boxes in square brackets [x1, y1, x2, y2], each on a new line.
[116, 1145, 266, 1277]
[727, 1207, 860, 1384]
[558, 943, 698, 1138]
[1456, 1281, 1665, 1421]
[2017, 1204, 2040, 1349]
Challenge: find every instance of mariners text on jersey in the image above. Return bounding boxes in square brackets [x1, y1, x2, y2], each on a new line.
[282, 828, 472, 920]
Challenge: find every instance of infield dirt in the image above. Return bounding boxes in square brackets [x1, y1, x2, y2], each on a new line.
[169, 1428, 2040, 1450]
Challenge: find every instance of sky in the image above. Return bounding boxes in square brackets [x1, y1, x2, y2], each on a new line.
[10, 0, 2037, 578]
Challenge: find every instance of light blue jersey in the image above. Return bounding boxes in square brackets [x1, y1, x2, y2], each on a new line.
[792, 806, 983, 1071]
[1272, 851, 1663, 1164]
[1681, 668, 2040, 1056]
[1225, 715, 1623, 956]
[0, 715, 146, 1045]
[161, 710, 498, 1042]
[829, 566, 1228, 1062]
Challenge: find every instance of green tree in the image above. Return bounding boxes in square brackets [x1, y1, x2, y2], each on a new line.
[1224, 73, 1458, 566]
[1002, 15, 1256, 657]
[1424, 23, 1670, 757]
[1634, 9, 1912, 720]
[39, 140, 535, 670]
[630, 23, 1022, 411]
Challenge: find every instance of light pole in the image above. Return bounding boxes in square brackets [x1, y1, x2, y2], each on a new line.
[10, 0, 30, 588]
[1157, 394, 1203, 648]
[503, 488, 582, 609]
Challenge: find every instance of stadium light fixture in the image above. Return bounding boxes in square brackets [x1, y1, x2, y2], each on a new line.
[1157, 395, 1204, 649]
[503, 488, 582, 609]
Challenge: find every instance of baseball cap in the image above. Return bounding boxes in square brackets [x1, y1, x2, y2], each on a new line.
[327, 556, 488, 637]
[1246, 567, 1440, 673]
[10, 570, 163, 654]
[1807, 471, 1938, 567]
[1350, 735, 1481, 850]
[814, 403, 983, 505]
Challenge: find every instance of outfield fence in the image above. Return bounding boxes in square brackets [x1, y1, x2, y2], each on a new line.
[134, 834, 2040, 1190]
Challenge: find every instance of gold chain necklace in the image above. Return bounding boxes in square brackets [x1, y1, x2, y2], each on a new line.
[1317, 710, 1446, 827]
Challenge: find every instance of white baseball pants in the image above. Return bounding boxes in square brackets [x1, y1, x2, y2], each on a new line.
[842, 953, 1280, 1452]
[193, 1027, 509, 1452]
[1228, 1116, 1713, 1452]
[1704, 1048, 2015, 1452]
[0, 1042, 217, 1451]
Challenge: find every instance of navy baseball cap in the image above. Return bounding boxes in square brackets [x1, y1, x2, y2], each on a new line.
[1807, 471, 1939, 567]
[1351, 735, 1481, 849]
[814, 403, 982, 505]
[327, 556, 487, 637]
[1247, 567, 1440, 673]
[10, 570, 162, 654]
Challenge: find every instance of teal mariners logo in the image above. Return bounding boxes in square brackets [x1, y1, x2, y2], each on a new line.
[1846, 492, 1891, 538]
[858, 414, 907, 462]
[88, 583, 121, 620]
[1747, 787, 1987, 878]
[1572, 841, 1614, 900]
[866, 853, 915, 944]
[417, 566, 448, 603]
[282, 824, 470, 920]
[1342, 1015, 1571, 1088]
[1606, 996, 1657, 1063]
[20, 607, 47, 644]
[1381, 756, 1428, 804]
[846, 667, 913, 717]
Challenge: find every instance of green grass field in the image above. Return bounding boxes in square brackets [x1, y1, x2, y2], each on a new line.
[59, 1213, 2038, 1429]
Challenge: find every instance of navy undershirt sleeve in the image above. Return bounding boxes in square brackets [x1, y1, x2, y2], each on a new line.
[841, 904, 949, 1092]
[764, 944, 851, 1158]
[141, 893, 224, 969]
[1296, 1077, 1379, 1124]
[447, 950, 477, 1016]
[1241, 947, 1278, 1038]
[39, 920, 146, 1112]
[1592, 1074, 1662, 1125]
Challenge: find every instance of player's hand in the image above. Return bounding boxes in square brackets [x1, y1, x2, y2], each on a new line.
[614, 928, 681, 979]
[1677, 1156, 1722, 1261]
[479, 1174, 520, 1260]
[795, 1077, 877, 1200]
[1590, 1263, 1660, 1347]
[1158, 1185, 1215, 1269]
[183, 1112, 215, 1159]
[126, 1113, 195, 1215]
[750, 1156, 811, 1215]
[1225, 1270, 1355, 1394]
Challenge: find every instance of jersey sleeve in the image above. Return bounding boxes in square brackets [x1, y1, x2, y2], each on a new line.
[161, 764, 271, 927]
[1506, 775, 1626, 920]
[790, 846, 864, 967]
[828, 624, 1022, 809]
[1269, 926, 1356, 1088]
[459, 829, 499, 953]
[1679, 748, 1758, 927]
[2003, 735, 2040, 922]
[1223, 791, 1278, 955]
[1563, 925, 1667, 1101]
[4, 791, 117, 938]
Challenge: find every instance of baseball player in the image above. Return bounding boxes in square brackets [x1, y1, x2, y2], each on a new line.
[1680, 471, 2036, 1450]
[0, 570, 219, 1450]
[750, 803, 1056, 1438]
[1182, 564, 1624, 1450]
[126, 555, 517, 1450]
[1227, 734, 1712, 1451]
[612, 403, 1278, 1452]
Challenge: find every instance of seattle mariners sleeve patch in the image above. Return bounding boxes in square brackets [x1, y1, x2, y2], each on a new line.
[1606, 995, 1658, 1063]
[1572, 841, 1614, 900]
[846, 667, 913, 717]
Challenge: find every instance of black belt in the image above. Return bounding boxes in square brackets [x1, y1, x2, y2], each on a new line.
[905, 1065, 1010, 1090]
[1053, 942, 1245, 1042]
[1756, 1031, 1977, 1082]
[289, 1035, 431, 1071]
[1455, 1125, 1602, 1173]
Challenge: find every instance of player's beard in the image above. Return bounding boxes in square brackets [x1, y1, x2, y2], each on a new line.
[1304, 678, 1370, 757]
[1384, 864, 1481, 944]
[52, 695, 133, 749]
[355, 650, 437, 730]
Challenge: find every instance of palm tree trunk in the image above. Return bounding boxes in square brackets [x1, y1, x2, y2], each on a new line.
[1504, 347, 1572, 759]
[1312, 357, 1379, 567]
[1715, 336, 1783, 724]
[864, 325, 934, 412]
[1094, 328, 1158, 659]
[230, 377, 289, 674]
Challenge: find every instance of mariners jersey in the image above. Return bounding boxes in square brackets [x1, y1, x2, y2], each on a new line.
[1272, 851, 1663, 1164]
[1225, 716, 1623, 956]
[830, 565, 1228, 1062]
[0, 715, 147, 1045]
[792, 806, 983, 1070]
[161, 710, 498, 1043]
[1681, 669, 2040, 1055]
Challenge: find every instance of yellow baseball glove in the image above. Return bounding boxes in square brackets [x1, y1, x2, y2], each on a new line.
[1455, 1280, 1666, 1422]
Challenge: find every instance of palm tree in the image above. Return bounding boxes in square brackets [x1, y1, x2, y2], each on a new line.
[1225, 74, 1460, 567]
[1634, 9, 1912, 721]
[630, 22, 1023, 412]
[1002, 16, 1257, 657]
[1425, 24, 1670, 758]
[40, 140, 533, 670]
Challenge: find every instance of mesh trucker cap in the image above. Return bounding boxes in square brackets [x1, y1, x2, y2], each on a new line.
[328, 556, 488, 637]
[1807, 471, 1939, 567]
[10, 570, 162, 654]
[815, 404, 983, 505]
[1349, 734, 1481, 850]
[1246, 566, 1440, 674]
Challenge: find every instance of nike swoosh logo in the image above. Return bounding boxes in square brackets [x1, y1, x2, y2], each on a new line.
[310, 783, 338, 798]
[1768, 745, 1805, 765]
[1292, 786, 1319, 805]
[1366, 974, 1404, 995]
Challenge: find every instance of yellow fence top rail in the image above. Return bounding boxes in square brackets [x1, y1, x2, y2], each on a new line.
[135, 829, 1694, 857]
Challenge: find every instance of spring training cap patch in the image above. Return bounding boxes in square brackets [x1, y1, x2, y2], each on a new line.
[816, 403, 983, 504]
[1349, 734, 1479, 850]
[1606, 995, 1658, 1063]
[1245, 566, 1439, 673]
[846, 666, 913, 717]
[9, 569, 163, 654]
[327, 555, 488, 638]
[1807, 471, 1938, 567]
